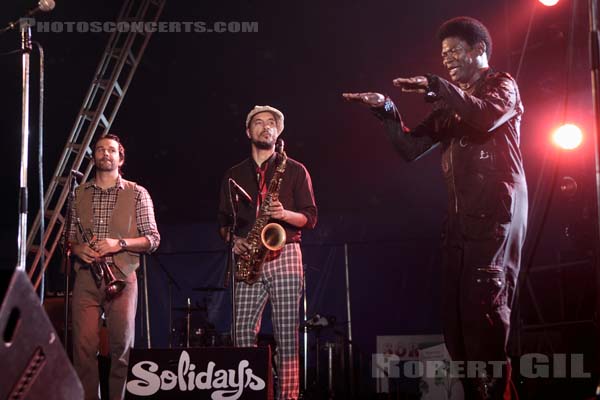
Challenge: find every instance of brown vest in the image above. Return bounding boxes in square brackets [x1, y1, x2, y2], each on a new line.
[74, 179, 140, 277]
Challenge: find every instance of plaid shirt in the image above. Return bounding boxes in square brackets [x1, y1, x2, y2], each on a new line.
[66, 176, 160, 264]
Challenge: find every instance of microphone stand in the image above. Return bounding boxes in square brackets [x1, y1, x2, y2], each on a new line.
[61, 172, 80, 347]
[140, 254, 151, 348]
[343, 243, 355, 398]
[16, 18, 33, 272]
[587, 0, 600, 396]
[223, 184, 241, 347]
[302, 264, 308, 393]
[2, 0, 56, 275]
[151, 254, 181, 348]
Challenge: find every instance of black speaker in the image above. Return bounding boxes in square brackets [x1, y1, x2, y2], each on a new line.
[126, 346, 274, 399]
[0, 269, 83, 399]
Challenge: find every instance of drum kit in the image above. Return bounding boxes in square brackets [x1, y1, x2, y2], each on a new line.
[300, 313, 350, 399]
[169, 286, 231, 348]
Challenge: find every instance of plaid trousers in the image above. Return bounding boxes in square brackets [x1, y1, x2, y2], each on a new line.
[235, 243, 303, 400]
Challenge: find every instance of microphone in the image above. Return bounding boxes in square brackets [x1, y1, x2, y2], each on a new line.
[27, 0, 56, 16]
[1, 0, 55, 34]
[228, 178, 252, 203]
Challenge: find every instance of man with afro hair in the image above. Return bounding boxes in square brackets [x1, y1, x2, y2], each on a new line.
[344, 16, 527, 399]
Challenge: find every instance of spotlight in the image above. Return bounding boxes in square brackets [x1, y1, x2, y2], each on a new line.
[539, 0, 559, 6]
[551, 124, 583, 150]
[559, 176, 578, 197]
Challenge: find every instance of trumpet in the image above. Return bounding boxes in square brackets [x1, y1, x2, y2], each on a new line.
[75, 218, 127, 300]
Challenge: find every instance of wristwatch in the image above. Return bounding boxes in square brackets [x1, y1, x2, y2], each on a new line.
[119, 239, 127, 250]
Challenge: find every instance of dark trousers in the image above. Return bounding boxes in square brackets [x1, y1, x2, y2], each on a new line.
[442, 181, 528, 399]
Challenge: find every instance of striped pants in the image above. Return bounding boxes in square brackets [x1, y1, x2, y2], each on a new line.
[235, 243, 303, 400]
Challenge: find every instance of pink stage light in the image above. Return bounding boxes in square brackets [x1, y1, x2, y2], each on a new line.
[539, 0, 559, 6]
[551, 124, 583, 150]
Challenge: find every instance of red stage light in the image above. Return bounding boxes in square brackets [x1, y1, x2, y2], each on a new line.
[539, 0, 559, 5]
[551, 124, 583, 150]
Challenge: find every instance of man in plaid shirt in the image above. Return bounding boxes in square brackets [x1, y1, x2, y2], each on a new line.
[67, 134, 160, 400]
[218, 105, 317, 400]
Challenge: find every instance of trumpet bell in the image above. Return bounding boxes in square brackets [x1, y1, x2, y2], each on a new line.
[105, 279, 127, 299]
[101, 262, 127, 300]
[261, 222, 287, 251]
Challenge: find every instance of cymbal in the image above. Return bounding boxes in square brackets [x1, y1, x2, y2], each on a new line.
[172, 306, 207, 312]
[192, 286, 226, 292]
[300, 315, 338, 330]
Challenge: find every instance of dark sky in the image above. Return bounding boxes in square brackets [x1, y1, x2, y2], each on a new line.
[0, 0, 594, 267]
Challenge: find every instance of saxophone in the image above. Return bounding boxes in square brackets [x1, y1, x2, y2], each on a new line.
[235, 139, 288, 284]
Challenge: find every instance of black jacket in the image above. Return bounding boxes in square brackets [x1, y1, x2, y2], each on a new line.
[374, 69, 527, 237]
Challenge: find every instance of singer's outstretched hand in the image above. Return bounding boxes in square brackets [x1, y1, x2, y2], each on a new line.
[342, 92, 386, 107]
[392, 76, 429, 93]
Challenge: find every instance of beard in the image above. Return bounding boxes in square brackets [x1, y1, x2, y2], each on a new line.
[252, 137, 276, 150]
[95, 158, 118, 171]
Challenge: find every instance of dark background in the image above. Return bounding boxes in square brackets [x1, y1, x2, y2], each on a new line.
[0, 0, 591, 234]
[0, 0, 598, 397]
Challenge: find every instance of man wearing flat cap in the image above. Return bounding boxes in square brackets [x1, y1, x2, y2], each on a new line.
[218, 105, 317, 400]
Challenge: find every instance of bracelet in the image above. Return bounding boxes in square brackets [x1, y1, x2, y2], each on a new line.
[383, 98, 394, 112]
[424, 73, 440, 103]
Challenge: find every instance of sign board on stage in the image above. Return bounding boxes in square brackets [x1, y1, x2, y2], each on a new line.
[126, 346, 273, 400]
[374, 334, 444, 395]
